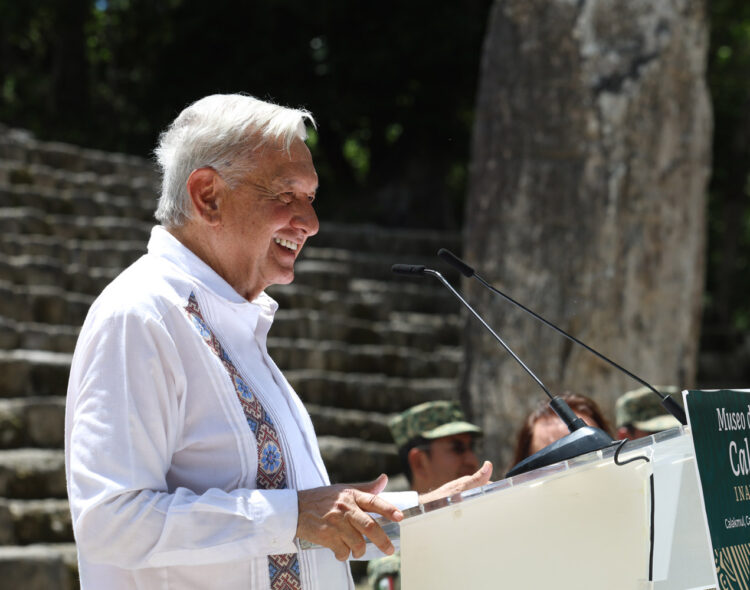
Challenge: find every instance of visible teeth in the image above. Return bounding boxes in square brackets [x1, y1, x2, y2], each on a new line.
[274, 238, 298, 251]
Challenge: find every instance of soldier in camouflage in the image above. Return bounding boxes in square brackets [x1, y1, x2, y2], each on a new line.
[615, 385, 682, 440]
[367, 401, 483, 590]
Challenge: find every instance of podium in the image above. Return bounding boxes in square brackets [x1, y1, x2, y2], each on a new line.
[396, 427, 715, 589]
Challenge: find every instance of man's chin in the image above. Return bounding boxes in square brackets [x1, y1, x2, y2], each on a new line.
[273, 270, 295, 286]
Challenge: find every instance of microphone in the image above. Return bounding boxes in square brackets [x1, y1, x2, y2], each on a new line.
[437, 248, 688, 427]
[391, 264, 426, 276]
[391, 263, 614, 476]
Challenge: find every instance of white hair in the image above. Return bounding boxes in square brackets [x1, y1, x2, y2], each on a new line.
[154, 93, 315, 227]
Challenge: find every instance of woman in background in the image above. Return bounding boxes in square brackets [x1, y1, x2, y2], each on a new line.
[509, 392, 613, 470]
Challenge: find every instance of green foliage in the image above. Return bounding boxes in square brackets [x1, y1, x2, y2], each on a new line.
[1, 0, 748, 337]
[0, 0, 491, 228]
[705, 0, 750, 339]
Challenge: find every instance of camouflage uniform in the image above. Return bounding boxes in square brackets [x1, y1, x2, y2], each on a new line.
[615, 385, 682, 432]
[387, 400, 482, 448]
[366, 401, 481, 590]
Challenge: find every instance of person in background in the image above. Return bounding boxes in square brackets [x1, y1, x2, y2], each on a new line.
[367, 401, 483, 590]
[615, 385, 682, 440]
[510, 392, 613, 469]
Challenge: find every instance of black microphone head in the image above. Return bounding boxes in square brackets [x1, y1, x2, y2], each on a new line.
[437, 248, 475, 277]
[391, 263, 427, 276]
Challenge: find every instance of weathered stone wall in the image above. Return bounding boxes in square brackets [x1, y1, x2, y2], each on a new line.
[463, 0, 712, 470]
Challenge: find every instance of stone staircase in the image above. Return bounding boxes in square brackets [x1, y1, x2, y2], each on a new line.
[0, 125, 462, 587]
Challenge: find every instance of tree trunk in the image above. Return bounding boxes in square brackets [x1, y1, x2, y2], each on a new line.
[462, 0, 712, 471]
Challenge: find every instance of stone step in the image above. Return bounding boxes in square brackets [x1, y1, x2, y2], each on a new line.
[0, 215, 455, 264]
[309, 222, 460, 258]
[288, 370, 456, 412]
[0, 229, 454, 284]
[0, 208, 153, 242]
[0, 256, 121, 297]
[0, 499, 73, 545]
[268, 282, 458, 322]
[0, 221, 456, 261]
[0, 281, 93, 326]
[0, 543, 78, 590]
[0, 307, 458, 356]
[272, 310, 459, 349]
[0, 125, 156, 178]
[0, 341, 458, 403]
[0, 235, 146, 269]
[0, 317, 79, 353]
[317, 436, 398, 484]
[306, 404, 393, 443]
[0, 350, 72, 398]
[268, 339, 461, 379]
[295, 246, 461, 283]
[46, 213, 154, 242]
[0, 252, 450, 300]
[0, 398, 65, 449]
[0, 449, 67, 499]
[0, 184, 154, 222]
[0, 274, 453, 331]
[0, 158, 156, 202]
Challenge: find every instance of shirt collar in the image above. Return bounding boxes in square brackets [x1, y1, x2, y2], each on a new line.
[147, 225, 279, 317]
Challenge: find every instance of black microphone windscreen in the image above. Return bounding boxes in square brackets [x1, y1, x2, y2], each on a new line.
[391, 264, 426, 276]
[438, 248, 475, 277]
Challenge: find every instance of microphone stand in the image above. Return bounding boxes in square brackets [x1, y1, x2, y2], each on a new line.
[391, 264, 615, 477]
[436, 248, 687, 427]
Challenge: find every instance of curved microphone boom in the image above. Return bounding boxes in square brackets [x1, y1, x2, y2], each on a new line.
[391, 263, 615, 476]
[436, 248, 688, 427]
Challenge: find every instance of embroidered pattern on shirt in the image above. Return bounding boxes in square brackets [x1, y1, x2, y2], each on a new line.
[185, 292, 302, 590]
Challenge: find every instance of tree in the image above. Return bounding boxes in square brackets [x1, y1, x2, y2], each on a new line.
[462, 0, 712, 470]
[0, 0, 492, 228]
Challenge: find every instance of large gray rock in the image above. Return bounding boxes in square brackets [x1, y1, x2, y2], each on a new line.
[463, 0, 711, 469]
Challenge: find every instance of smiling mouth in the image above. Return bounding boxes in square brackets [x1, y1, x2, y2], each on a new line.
[274, 238, 299, 252]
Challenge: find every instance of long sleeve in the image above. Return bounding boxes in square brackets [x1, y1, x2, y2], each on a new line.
[66, 307, 299, 569]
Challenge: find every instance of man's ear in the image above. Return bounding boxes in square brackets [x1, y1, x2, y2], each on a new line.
[186, 167, 223, 225]
[408, 447, 430, 479]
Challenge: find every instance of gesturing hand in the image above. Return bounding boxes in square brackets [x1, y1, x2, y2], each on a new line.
[296, 474, 403, 561]
[418, 460, 493, 506]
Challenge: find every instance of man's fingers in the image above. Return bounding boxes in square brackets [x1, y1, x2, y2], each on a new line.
[419, 461, 494, 505]
[349, 473, 389, 496]
[329, 536, 352, 562]
[346, 506, 394, 556]
[353, 488, 403, 522]
[342, 513, 372, 558]
[295, 478, 401, 559]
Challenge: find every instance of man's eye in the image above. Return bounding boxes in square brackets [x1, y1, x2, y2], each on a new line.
[278, 192, 294, 204]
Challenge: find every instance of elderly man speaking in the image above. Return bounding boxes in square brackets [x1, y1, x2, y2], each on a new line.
[64, 94, 492, 590]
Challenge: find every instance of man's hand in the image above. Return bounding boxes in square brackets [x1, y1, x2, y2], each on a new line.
[418, 460, 493, 505]
[296, 474, 403, 561]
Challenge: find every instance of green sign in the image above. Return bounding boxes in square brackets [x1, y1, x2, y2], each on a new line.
[685, 389, 750, 590]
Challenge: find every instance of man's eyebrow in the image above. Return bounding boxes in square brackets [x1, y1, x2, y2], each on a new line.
[274, 177, 318, 193]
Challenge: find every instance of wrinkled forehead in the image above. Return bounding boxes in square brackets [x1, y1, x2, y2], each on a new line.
[253, 138, 318, 191]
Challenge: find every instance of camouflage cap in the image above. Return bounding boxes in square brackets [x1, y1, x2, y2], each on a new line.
[388, 400, 482, 449]
[367, 553, 401, 590]
[615, 385, 683, 432]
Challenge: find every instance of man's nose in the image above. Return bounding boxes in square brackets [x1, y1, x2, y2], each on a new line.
[292, 200, 319, 236]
